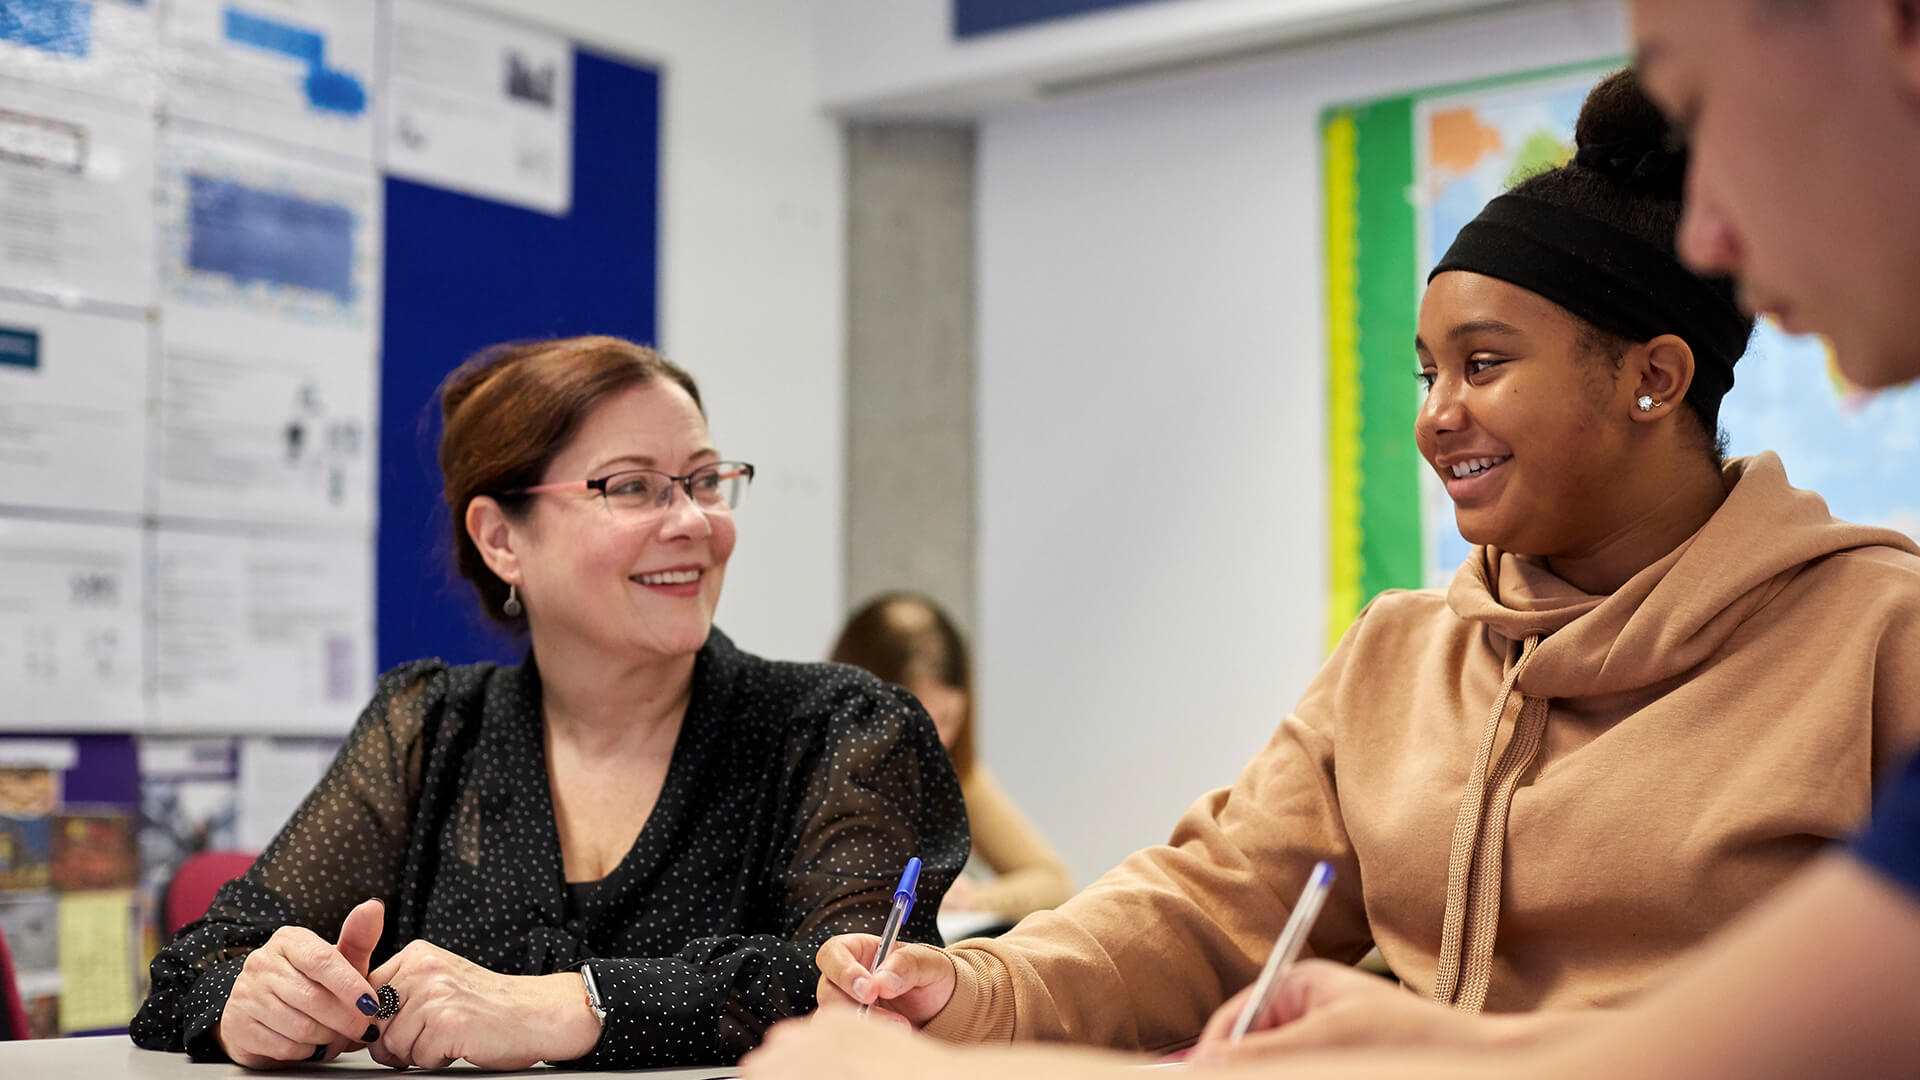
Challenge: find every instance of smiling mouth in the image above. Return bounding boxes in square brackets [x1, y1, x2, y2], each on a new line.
[632, 569, 702, 586]
[1448, 455, 1510, 480]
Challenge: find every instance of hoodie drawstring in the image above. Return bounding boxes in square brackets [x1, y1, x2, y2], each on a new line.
[1430, 633, 1547, 1013]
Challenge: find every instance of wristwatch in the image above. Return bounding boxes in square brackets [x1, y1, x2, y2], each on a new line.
[577, 962, 608, 1026]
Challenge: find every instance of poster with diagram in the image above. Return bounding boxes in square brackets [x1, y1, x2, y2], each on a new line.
[0, 519, 145, 731]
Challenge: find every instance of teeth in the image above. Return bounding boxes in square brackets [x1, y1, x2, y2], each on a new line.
[1449, 456, 1509, 479]
[636, 569, 701, 586]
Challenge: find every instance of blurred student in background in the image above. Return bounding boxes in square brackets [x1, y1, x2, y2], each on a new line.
[832, 593, 1073, 927]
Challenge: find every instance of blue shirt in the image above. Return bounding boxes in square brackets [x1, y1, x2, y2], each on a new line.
[1853, 749, 1920, 897]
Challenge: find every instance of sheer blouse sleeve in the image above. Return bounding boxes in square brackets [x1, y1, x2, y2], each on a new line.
[563, 675, 970, 1069]
[129, 662, 449, 1060]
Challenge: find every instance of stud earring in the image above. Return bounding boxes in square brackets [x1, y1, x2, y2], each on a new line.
[1637, 395, 1659, 412]
[503, 584, 522, 617]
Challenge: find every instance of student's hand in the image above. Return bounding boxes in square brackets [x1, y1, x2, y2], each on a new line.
[1190, 959, 1511, 1065]
[365, 940, 600, 1070]
[741, 1010, 960, 1080]
[814, 933, 956, 1028]
[216, 898, 385, 1069]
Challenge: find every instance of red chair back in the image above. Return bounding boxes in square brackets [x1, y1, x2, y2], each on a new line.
[0, 922, 29, 1040]
[165, 851, 257, 936]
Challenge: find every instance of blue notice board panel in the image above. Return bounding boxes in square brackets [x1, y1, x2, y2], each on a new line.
[954, 0, 1168, 37]
[378, 49, 660, 671]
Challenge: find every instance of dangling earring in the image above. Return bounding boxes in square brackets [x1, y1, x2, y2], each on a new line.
[1637, 395, 1659, 412]
[503, 584, 523, 617]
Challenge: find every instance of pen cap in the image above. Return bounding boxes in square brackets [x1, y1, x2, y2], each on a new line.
[894, 857, 922, 904]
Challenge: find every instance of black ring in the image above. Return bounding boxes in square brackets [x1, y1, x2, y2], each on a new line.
[375, 983, 401, 1020]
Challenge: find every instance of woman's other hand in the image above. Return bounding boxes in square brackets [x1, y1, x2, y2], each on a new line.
[216, 898, 385, 1068]
[365, 940, 600, 1069]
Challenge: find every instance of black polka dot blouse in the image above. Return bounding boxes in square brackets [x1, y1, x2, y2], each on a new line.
[129, 628, 970, 1068]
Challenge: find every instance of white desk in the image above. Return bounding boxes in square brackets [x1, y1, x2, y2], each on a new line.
[0, 1037, 740, 1077]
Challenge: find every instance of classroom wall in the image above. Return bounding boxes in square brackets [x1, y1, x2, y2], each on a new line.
[972, 0, 1627, 885]
[463, 0, 848, 661]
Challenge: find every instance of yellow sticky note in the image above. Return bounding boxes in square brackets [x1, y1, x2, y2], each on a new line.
[57, 889, 137, 1033]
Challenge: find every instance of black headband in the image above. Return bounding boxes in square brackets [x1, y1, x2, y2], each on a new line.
[1429, 193, 1753, 430]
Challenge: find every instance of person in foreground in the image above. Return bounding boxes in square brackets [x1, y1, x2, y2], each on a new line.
[832, 593, 1074, 926]
[741, 3, 1920, 1078]
[129, 336, 968, 1070]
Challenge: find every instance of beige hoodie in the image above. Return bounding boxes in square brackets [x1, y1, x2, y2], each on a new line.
[925, 454, 1920, 1049]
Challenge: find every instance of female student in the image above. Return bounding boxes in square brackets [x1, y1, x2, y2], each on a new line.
[129, 337, 967, 1070]
[831, 593, 1074, 925]
[759, 66, 1920, 1073]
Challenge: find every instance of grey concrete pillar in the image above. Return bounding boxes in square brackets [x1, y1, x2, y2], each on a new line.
[843, 123, 977, 633]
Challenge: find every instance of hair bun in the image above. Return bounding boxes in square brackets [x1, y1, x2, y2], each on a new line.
[1571, 69, 1685, 197]
[1573, 137, 1686, 192]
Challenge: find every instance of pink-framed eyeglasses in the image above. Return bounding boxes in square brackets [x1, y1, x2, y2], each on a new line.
[501, 461, 755, 523]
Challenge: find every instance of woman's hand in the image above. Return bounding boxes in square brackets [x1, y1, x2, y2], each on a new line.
[365, 940, 601, 1070]
[1188, 959, 1540, 1065]
[813, 934, 956, 1028]
[216, 898, 385, 1069]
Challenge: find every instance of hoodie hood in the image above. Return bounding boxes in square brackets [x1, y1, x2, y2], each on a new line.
[1446, 452, 1920, 701]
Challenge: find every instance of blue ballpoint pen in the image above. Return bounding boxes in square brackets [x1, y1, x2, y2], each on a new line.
[858, 856, 922, 1018]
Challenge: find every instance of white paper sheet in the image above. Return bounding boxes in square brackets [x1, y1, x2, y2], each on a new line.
[159, 0, 376, 162]
[151, 132, 379, 527]
[0, 738, 78, 771]
[0, 892, 59, 977]
[0, 517, 146, 730]
[937, 908, 1008, 943]
[150, 527, 372, 734]
[154, 301, 375, 527]
[0, 0, 159, 107]
[0, 77, 157, 309]
[0, 299, 148, 515]
[384, 0, 573, 214]
[237, 735, 341, 850]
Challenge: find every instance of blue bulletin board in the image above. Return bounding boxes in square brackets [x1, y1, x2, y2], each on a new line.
[953, 0, 1167, 37]
[377, 49, 660, 671]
